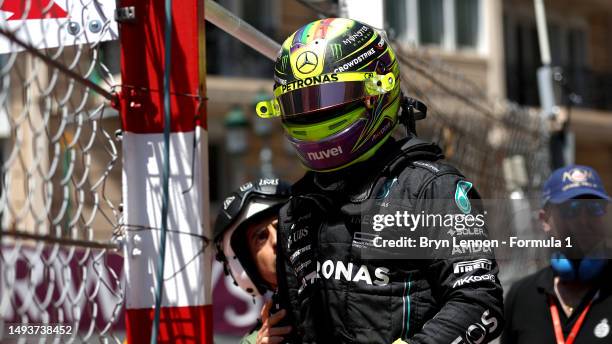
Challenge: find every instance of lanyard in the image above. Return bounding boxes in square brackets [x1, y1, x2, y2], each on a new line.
[548, 295, 594, 344]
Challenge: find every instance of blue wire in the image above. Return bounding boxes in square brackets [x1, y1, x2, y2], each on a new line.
[151, 0, 172, 342]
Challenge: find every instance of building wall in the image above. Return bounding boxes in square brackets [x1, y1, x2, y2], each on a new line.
[588, 11, 612, 72]
[571, 107, 612, 192]
[503, 0, 612, 188]
[380, 0, 505, 99]
[576, 141, 612, 193]
[504, 0, 612, 71]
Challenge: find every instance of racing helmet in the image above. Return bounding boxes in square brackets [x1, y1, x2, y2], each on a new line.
[213, 178, 291, 297]
[256, 18, 401, 172]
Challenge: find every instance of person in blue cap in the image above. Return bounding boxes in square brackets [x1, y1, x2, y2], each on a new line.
[502, 165, 612, 344]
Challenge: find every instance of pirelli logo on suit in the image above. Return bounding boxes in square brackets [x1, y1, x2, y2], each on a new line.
[453, 259, 492, 274]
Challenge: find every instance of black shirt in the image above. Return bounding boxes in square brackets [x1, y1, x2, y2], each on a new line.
[502, 264, 612, 344]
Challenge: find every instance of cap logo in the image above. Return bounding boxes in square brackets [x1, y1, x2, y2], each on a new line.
[563, 168, 592, 183]
[223, 196, 235, 210]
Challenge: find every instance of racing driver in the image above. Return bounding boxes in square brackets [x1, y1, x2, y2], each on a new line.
[255, 18, 504, 343]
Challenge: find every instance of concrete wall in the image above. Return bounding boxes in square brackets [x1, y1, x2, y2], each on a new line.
[576, 141, 612, 194]
[571, 108, 612, 192]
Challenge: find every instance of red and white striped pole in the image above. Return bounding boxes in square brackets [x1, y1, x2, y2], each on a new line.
[118, 0, 212, 342]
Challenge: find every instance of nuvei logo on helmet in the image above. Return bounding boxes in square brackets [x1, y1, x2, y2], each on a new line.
[306, 146, 343, 161]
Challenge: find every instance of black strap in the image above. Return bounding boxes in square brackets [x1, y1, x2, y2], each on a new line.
[399, 94, 427, 136]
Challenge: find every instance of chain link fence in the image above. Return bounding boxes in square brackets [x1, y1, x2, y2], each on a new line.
[0, 1, 125, 342]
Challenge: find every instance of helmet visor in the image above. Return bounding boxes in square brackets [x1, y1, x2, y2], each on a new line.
[255, 72, 396, 119]
[278, 81, 366, 118]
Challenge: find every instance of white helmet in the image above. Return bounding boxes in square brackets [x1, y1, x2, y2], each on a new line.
[213, 178, 290, 296]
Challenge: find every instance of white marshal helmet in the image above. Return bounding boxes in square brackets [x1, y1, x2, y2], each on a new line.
[213, 178, 291, 297]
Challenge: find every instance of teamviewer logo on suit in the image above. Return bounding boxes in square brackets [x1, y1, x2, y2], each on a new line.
[453, 259, 492, 274]
[352, 232, 379, 249]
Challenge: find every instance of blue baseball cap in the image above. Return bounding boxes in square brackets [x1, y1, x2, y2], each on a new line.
[542, 165, 611, 206]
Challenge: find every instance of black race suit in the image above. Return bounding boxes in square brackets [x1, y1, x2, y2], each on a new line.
[276, 137, 504, 344]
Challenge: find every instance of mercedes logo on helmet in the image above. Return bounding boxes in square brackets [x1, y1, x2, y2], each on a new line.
[296, 51, 318, 74]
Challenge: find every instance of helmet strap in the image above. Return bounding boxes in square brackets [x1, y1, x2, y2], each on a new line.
[399, 93, 427, 136]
